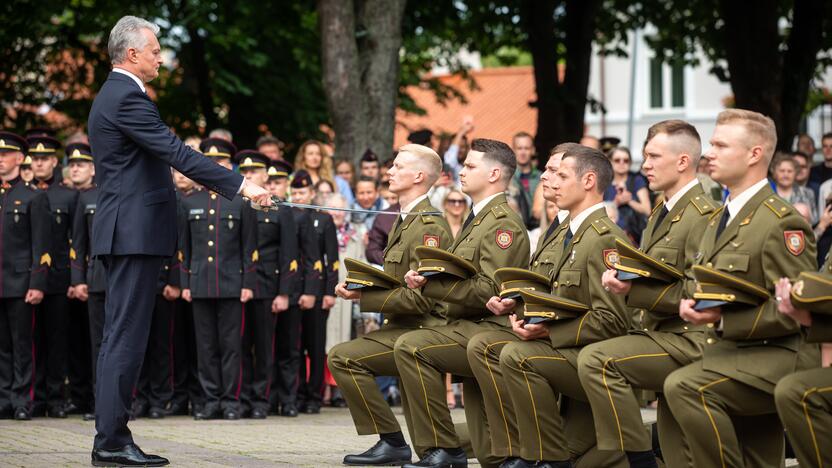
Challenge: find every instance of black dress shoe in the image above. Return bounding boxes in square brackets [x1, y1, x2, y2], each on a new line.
[303, 402, 321, 414]
[499, 458, 535, 468]
[224, 410, 240, 420]
[148, 408, 165, 419]
[193, 407, 221, 420]
[279, 403, 298, 417]
[330, 397, 348, 408]
[343, 440, 412, 466]
[534, 461, 573, 468]
[251, 408, 267, 419]
[91, 443, 169, 467]
[83, 412, 96, 421]
[402, 448, 467, 468]
[164, 403, 188, 416]
[48, 407, 67, 418]
[14, 408, 31, 421]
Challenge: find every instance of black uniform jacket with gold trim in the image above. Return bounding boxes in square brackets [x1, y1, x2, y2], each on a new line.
[291, 207, 323, 298]
[0, 177, 50, 297]
[70, 185, 106, 293]
[421, 193, 530, 344]
[38, 178, 79, 295]
[694, 185, 819, 393]
[546, 207, 631, 349]
[178, 188, 257, 299]
[359, 196, 453, 331]
[252, 205, 298, 300]
[309, 210, 339, 299]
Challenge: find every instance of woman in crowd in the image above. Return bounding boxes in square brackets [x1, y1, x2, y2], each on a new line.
[334, 158, 355, 188]
[442, 188, 469, 238]
[295, 140, 334, 186]
[314, 179, 335, 197]
[772, 153, 817, 224]
[604, 146, 651, 243]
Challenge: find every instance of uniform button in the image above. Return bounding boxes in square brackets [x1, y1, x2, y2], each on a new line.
[265, 218, 270, 223]
[208, 256, 214, 262]
[383, 319, 389, 325]
[228, 215, 233, 219]
[660, 258, 665, 262]
[534, 261, 539, 266]
[209, 225, 214, 231]
[552, 281, 558, 287]
[208, 241, 214, 247]
[706, 338, 715, 344]
[209, 209, 215, 215]
[763, 340, 768, 345]
[643, 328, 648, 331]
[195, 215, 200, 220]
[164, 265, 169, 270]
[211, 194, 217, 200]
[707, 323, 714, 328]
[706, 262, 713, 268]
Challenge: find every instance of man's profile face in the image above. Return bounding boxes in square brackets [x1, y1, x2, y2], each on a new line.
[642, 133, 681, 193]
[135, 28, 162, 82]
[513, 136, 534, 166]
[539, 153, 563, 203]
[705, 124, 752, 187]
[69, 161, 95, 186]
[553, 157, 586, 211]
[355, 180, 379, 209]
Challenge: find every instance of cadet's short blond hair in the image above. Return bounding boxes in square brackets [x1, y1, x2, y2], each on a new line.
[398, 144, 442, 186]
[716, 109, 777, 161]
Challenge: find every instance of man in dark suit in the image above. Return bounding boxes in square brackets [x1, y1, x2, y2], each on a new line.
[87, 16, 270, 467]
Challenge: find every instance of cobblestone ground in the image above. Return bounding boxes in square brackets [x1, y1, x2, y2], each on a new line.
[0, 407, 471, 467]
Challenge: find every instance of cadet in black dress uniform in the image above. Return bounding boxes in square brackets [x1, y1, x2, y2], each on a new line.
[294, 174, 339, 414]
[238, 154, 298, 418]
[272, 170, 323, 417]
[67, 143, 103, 420]
[0, 131, 50, 420]
[179, 138, 258, 420]
[28, 135, 78, 418]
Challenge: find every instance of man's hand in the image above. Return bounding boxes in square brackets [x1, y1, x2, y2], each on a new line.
[298, 294, 316, 310]
[322, 295, 337, 310]
[182, 288, 192, 302]
[241, 180, 273, 208]
[240, 288, 254, 303]
[486, 296, 516, 316]
[404, 270, 427, 289]
[335, 282, 361, 301]
[25, 289, 44, 305]
[776, 277, 812, 327]
[272, 294, 289, 313]
[509, 314, 549, 341]
[679, 298, 721, 325]
[74, 284, 89, 302]
[163, 285, 181, 301]
[601, 269, 631, 295]
[67, 285, 76, 299]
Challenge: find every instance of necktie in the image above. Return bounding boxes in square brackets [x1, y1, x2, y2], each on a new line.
[462, 211, 475, 232]
[563, 228, 574, 250]
[544, 220, 560, 240]
[715, 208, 730, 239]
[652, 205, 670, 235]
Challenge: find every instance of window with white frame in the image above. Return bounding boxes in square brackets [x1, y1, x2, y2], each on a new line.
[649, 56, 685, 110]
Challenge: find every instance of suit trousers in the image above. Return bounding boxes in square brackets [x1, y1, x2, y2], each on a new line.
[241, 299, 277, 412]
[192, 298, 244, 414]
[94, 255, 163, 450]
[169, 299, 202, 411]
[87, 293, 105, 394]
[35, 293, 70, 411]
[577, 334, 698, 467]
[67, 298, 93, 412]
[664, 359, 785, 468]
[136, 295, 175, 411]
[272, 305, 301, 407]
[775, 367, 832, 468]
[298, 305, 329, 406]
[0, 298, 36, 412]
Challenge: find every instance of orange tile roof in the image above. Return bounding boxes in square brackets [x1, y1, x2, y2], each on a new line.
[394, 66, 537, 147]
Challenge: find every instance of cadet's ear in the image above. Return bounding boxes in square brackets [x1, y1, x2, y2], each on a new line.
[677, 153, 692, 173]
[583, 171, 597, 192]
[747, 144, 766, 167]
[487, 166, 501, 183]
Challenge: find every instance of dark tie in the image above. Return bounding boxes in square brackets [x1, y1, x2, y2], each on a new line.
[562, 228, 574, 250]
[544, 219, 560, 240]
[652, 205, 670, 235]
[715, 208, 730, 239]
[462, 211, 475, 232]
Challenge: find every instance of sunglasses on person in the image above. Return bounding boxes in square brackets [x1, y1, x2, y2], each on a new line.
[445, 199, 467, 206]
[612, 157, 630, 164]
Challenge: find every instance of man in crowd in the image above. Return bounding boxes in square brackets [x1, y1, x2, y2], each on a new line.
[394, 138, 530, 468]
[360, 150, 381, 181]
[352, 176, 389, 232]
[511, 131, 540, 230]
[331, 144, 453, 466]
[256, 136, 284, 163]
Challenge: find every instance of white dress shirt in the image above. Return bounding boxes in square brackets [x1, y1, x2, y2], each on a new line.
[724, 178, 770, 224]
[112, 67, 146, 93]
[472, 192, 504, 217]
[400, 194, 429, 220]
[569, 202, 607, 235]
[664, 178, 701, 211]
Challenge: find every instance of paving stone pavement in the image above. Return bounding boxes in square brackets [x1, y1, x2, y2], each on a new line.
[0, 407, 473, 467]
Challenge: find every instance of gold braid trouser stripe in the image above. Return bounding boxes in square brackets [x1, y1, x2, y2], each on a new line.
[345, 350, 396, 434]
[414, 343, 464, 447]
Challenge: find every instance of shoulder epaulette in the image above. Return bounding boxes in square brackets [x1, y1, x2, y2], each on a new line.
[762, 195, 792, 219]
[590, 217, 614, 235]
[418, 211, 437, 224]
[651, 199, 665, 216]
[708, 205, 725, 222]
[689, 194, 716, 215]
[490, 203, 509, 219]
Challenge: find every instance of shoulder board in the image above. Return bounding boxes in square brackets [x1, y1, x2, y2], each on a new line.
[762, 196, 792, 219]
[590, 217, 615, 235]
[418, 212, 437, 224]
[689, 194, 716, 215]
[490, 203, 509, 219]
[651, 198, 665, 216]
[708, 205, 725, 222]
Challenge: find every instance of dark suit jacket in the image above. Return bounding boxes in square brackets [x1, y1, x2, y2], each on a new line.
[88, 71, 243, 257]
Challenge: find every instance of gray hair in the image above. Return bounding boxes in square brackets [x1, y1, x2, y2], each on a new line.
[108, 16, 159, 64]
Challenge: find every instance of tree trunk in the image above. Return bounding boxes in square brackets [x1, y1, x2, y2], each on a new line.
[719, 0, 826, 151]
[524, 0, 601, 164]
[186, 26, 220, 132]
[318, 0, 406, 164]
